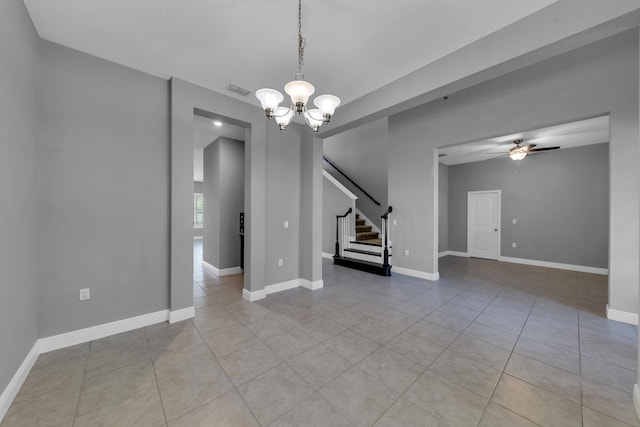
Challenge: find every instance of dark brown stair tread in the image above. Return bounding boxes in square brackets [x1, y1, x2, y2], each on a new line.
[352, 239, 384, 246]
[356, 232, 379, 239]
[356, 225, 372, 232]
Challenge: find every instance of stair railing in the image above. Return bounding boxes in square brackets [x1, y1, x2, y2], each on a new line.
[335, 208, 353, 257]
[381, 206, 393, 269]
[323, 156, 381, 206]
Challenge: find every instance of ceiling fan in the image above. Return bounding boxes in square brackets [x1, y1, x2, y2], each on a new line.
[503, 139, 560, 161]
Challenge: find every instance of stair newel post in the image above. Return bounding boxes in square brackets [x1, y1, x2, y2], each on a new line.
[381, 206, 393, 271]
[335, 208, 352, 258]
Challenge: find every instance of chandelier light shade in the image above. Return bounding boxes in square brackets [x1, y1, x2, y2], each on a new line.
[255, 0, 340, 133]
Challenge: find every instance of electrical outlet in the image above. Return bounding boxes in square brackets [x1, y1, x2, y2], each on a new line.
[512, 242, 517, 248]
[79, 288, 90, 301]
[393, 219, 397, 226]
[512, 218, 517, 224]
[278, 259, 283, 267]
[284, 220, 289, 229]
[404, 249, 409, 256]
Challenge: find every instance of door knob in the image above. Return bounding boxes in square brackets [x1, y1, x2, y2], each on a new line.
[494, 228, 498, 231]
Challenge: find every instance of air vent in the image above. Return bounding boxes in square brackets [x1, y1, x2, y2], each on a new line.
[438, 153, 447, 157]
[228, 83, 250, 97]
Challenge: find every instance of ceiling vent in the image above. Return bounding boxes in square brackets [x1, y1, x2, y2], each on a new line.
[228, 83, 250, 97]
[438, 153, 447, 157]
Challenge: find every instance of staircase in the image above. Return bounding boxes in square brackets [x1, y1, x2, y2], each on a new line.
[333, 209, 392, 276]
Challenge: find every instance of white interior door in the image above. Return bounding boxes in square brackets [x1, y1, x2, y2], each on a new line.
[467, 191, 500, 260]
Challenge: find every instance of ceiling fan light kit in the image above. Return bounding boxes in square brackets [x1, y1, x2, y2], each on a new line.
[507, 139, 560, 161]
[255, 0, 340, 133]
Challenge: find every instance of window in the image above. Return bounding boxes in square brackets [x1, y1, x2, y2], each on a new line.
[193, 193, 204, 229]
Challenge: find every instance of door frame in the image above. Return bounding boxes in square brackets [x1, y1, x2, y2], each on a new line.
[467, 190, 501, 260]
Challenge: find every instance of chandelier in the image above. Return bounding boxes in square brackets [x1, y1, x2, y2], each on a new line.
[255, 0, 340, 133]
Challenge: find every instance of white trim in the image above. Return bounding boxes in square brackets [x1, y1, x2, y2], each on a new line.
[38, 310, 170, 354]
[449, 251, 470, 257]
[242, 277, 325, 302]
[323, 170, 357, 200]
[392, 266, 439, 281]
[202, 261, 243, 276]
[242, 288, 266, 302]
[356, 209, 381, 234]
[0, 308, 180, 423]
[606, 304, 639, 325]
[169, 306, 195, 324]
[0, 342, 39, 422]
[265, 279, 301, 295]
[322, 252, 334, 259]
[193, 235, 203, 240]
[300, 279, 324, 290]
[439, 251, 470, 258]
[498, 256, 608, 275]
[467, 190, 501, 261]
[633, 384, 640, 422]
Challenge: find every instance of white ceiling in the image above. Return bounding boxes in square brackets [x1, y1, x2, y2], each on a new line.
[193, 115, 245, 182]
[438, 115, 610, 166]
[23, 0, 558, 107]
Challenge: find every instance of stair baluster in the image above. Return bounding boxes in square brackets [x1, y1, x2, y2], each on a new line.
[335, 208, 352, 257]
[381, 206, 393, 272]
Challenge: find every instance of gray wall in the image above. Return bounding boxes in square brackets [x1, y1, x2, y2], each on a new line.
[38, 41, 170, 336]
[203, 137, 245, 270]
[388, 30, 638, 314]
[448, 144, 609, 268]
[265, 125, 302, 285]
[323, 117, 388, 228]
[203, 142, 221, 265]
[193, 181, 203, 238]
[0, 0, 40, 400]
[438, 164, 449, 253]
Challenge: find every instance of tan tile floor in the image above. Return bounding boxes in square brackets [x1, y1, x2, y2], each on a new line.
[2, 241, 639, 426]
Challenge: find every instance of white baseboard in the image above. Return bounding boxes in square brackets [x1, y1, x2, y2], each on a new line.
[633, 384, 640, 422]
[39, 309, 170, 354]
[1, 308, 179, 423]
[392, 266, 439, 281]
[498, 256, 608, 275]
[300, 279, 324, 290]
[242, 288, 266, 302]
[169, 306, 195, 324]
[322, 252, 334, 259]
[242, 277, 324, 302]
[265, 279, 301, 295]
[0, 342, 39, 422]
[202, 261, 243, 276]
[439, 250, 470, 258]
[606, 304, 639, 326]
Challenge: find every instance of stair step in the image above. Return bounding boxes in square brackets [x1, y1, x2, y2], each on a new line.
[344, 248, 386, 256]
[356, 231, 379, 240]
[356, 225, 372, 233]
[333, 255, 392, 276]
[350, 242, 382, 254]
[355, 219, 366, 226]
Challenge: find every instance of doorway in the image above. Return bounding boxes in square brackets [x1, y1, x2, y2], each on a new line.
[467, 190, 501, 260]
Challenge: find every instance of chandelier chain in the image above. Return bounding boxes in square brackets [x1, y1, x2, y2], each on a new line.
[297, 0, 306, 74]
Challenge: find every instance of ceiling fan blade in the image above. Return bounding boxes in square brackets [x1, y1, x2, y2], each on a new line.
[525, 144, 537, 149]
[529, 146, 560, 152]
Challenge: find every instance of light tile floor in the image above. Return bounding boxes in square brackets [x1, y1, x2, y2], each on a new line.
[2, 241, 639, 426]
